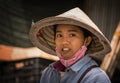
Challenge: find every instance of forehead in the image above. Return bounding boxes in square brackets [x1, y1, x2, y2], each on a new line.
[56, 24, 83, 32]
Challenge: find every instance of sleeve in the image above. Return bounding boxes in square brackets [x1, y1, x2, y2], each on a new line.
[40, 65, 60, 83]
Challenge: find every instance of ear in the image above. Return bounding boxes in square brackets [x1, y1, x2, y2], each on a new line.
[85, 36, 92, 47]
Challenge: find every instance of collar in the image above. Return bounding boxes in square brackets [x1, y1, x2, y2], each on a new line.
[53, 61, 66, 72]
[68, 55, 92, 73]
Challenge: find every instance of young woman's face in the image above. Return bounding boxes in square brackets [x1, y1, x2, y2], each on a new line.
[55, 24, 85, 59]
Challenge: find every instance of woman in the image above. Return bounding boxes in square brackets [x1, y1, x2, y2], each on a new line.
[29, 7, 111, 83]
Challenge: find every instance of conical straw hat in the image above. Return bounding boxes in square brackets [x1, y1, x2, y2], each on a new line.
[29, 7, 111, 59]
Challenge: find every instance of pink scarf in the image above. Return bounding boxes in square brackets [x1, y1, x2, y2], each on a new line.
[56, 46, 87, 67]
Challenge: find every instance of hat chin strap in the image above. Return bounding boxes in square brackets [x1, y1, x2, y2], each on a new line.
[56, 45, 87, 67]
[84, 38, 88, 46]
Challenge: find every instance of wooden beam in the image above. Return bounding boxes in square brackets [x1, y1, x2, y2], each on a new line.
[101, 22, 120, 78]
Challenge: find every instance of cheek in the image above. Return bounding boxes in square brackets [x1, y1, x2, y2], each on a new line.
[55, 39, 61, 48]
[72, 39, 84, 49]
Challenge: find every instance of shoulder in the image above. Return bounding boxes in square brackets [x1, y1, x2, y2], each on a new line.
[42, 62, 56, 74]
[81, 67, 111, 83]
[41, 61, 63, 77]
[40, 62, 61, 83]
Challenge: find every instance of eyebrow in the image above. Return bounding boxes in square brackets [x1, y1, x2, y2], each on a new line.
[56, 29, 78, 33]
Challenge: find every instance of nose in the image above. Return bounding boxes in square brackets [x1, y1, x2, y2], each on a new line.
[62, 37, 70, 45]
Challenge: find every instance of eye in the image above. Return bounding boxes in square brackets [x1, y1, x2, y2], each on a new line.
[69, 33, 76, 37]
[56, 34, 63, 38]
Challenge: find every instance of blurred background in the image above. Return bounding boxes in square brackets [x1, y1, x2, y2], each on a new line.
[0, 0, 120, 83]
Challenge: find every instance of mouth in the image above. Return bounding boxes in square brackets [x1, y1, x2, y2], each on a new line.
[62, 47, 71, 53]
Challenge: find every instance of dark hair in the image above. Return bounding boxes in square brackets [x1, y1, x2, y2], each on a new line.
[80, 27, 92, 38]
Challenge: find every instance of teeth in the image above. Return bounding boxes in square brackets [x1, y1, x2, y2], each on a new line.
[63, 48, 69, 51]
